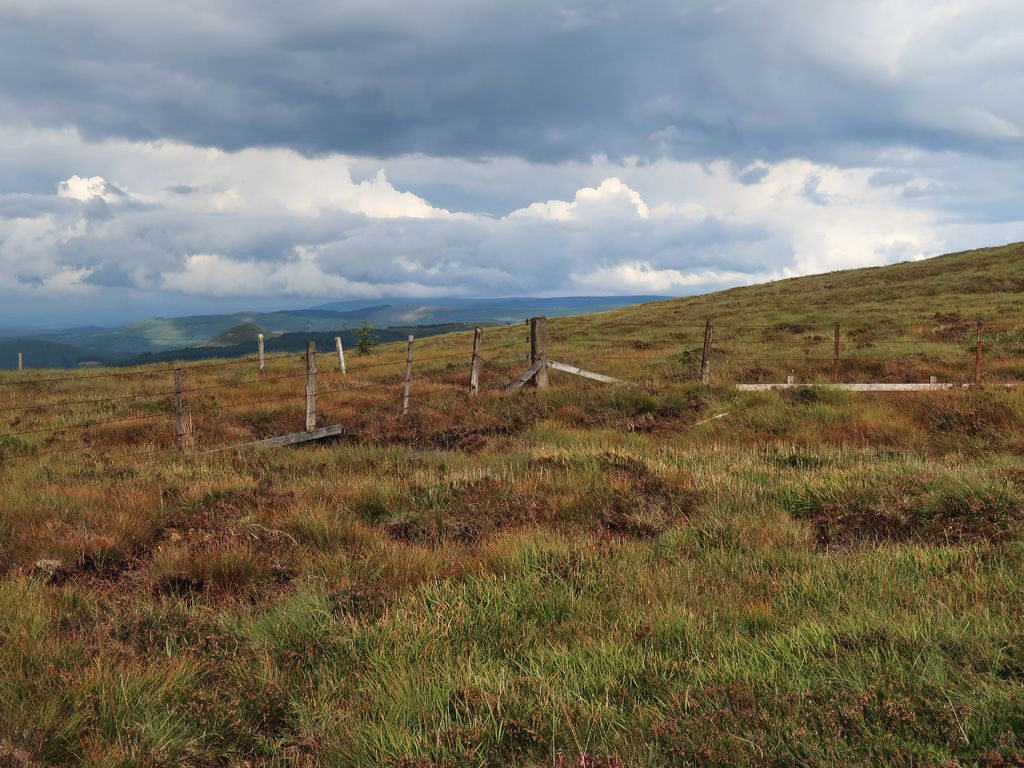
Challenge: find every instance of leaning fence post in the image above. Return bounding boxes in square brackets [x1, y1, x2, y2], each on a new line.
[173, 360, 184, 451]
[258, 334, 265, 373]
[403, 335, 415, 414]
[833, 322, 840, 383]
[530, 317, 549, 389]
[700, 318, 713, 385]
[975, 320, 983, 384]
[469, 327, 483, 396]
[306, 342, 317, 431]
[335, 336, 347, 375]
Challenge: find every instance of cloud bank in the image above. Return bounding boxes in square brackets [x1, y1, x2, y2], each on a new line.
[0, 0, 1021, 324]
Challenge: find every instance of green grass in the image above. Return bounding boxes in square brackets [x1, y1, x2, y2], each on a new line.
[1, 242, 1024, 766]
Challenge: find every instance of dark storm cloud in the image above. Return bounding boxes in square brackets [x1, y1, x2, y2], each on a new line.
[2, 1, 1019, 165]
[2, 1, 1023, 327]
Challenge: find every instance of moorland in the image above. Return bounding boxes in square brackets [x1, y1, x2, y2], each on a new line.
[1, 243, 1024, 766]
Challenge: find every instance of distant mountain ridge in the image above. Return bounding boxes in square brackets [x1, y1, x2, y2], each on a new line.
[0, 296, 666, 369]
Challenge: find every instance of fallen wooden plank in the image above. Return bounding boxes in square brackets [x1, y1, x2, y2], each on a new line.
[546, 359, 620, 384]
[735, 382, 980, 391]
[504, 360, 545, 393]
[200, 424, 347, 455]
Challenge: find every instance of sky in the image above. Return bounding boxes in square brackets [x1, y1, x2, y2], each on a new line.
[1, 0, 1023, 327]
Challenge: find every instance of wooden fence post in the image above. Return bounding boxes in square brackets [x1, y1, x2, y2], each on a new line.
[18, 352, 22, 372]
[975, 320, 983, 384]
[469, 327, 483, 396]
[833, 322, 840, 383]
[335, 336, 347, 375]
[173, 360, 184, 452]
[700, 318, 713, 385]
[258, 334, 265, 373]
[530, 317, 549, 389]
[403, 335, 415, 414]
[306, 341, 317, 431]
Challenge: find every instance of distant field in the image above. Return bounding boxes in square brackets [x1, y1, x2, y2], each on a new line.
[1, 243, 1023, 766]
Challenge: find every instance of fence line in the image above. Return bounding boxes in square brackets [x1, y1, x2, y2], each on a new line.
[3, 316, 1024, 464]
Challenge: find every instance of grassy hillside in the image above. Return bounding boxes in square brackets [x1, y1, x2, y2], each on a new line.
[550, 242, 1024, 385]
[616, 240, 1024, 326]
[1, 243, 1024, 766]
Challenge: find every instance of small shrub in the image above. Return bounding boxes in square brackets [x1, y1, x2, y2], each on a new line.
[354, 319, 379, 356]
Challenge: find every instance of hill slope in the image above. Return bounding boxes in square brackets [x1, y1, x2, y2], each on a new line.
[2, 243, 1024, 766]
[612, 241, 1024, 328]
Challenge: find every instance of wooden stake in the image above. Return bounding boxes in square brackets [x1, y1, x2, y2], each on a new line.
[832, 322, 840, 383]
[975, 320, 983, 384]
[258, 334, 265, 373]
[18, 352, 22, 372]
[469, 327, 483, 396]
[700, 318, 713, 385]
[403, 335, 414, 414]
[173, 360, 184, 452]
[530, 317, 549, 389]
[335, 336, 347, 375]
[305, 341, 317, 431]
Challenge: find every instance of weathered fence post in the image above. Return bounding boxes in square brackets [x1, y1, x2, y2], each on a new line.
[700, 318, 713, 385]
[335, 336, 347, 375]
[469, 326, 483, 396]
[18, 353, 23, 372]
[403, 335, 415, 414]
[173, 360, 184, 451]
[258, 334, 265, 373]
[975, 320, 983, 384]
[833, 322, 840, 383]
[530, 317, 549, 389]
[305, 341, 317, 431]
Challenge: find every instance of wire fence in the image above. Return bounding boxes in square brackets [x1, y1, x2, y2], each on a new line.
[1, 317, 1022, 464]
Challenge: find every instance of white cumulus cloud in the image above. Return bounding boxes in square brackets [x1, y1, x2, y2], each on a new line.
[510, 177, 650, 221]
[57, 175, 125, 203]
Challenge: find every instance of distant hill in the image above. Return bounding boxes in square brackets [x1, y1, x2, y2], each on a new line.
[199, 323, 280, 348]
[309, 296, 671, 325]
[0, 325, 112, 341]
[310, 295, 669, 312]
[0, 296, 666, 361]
[0, 340, 119, 370]
[126, 323, 495, 366]
[51, 313, 335, 357]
